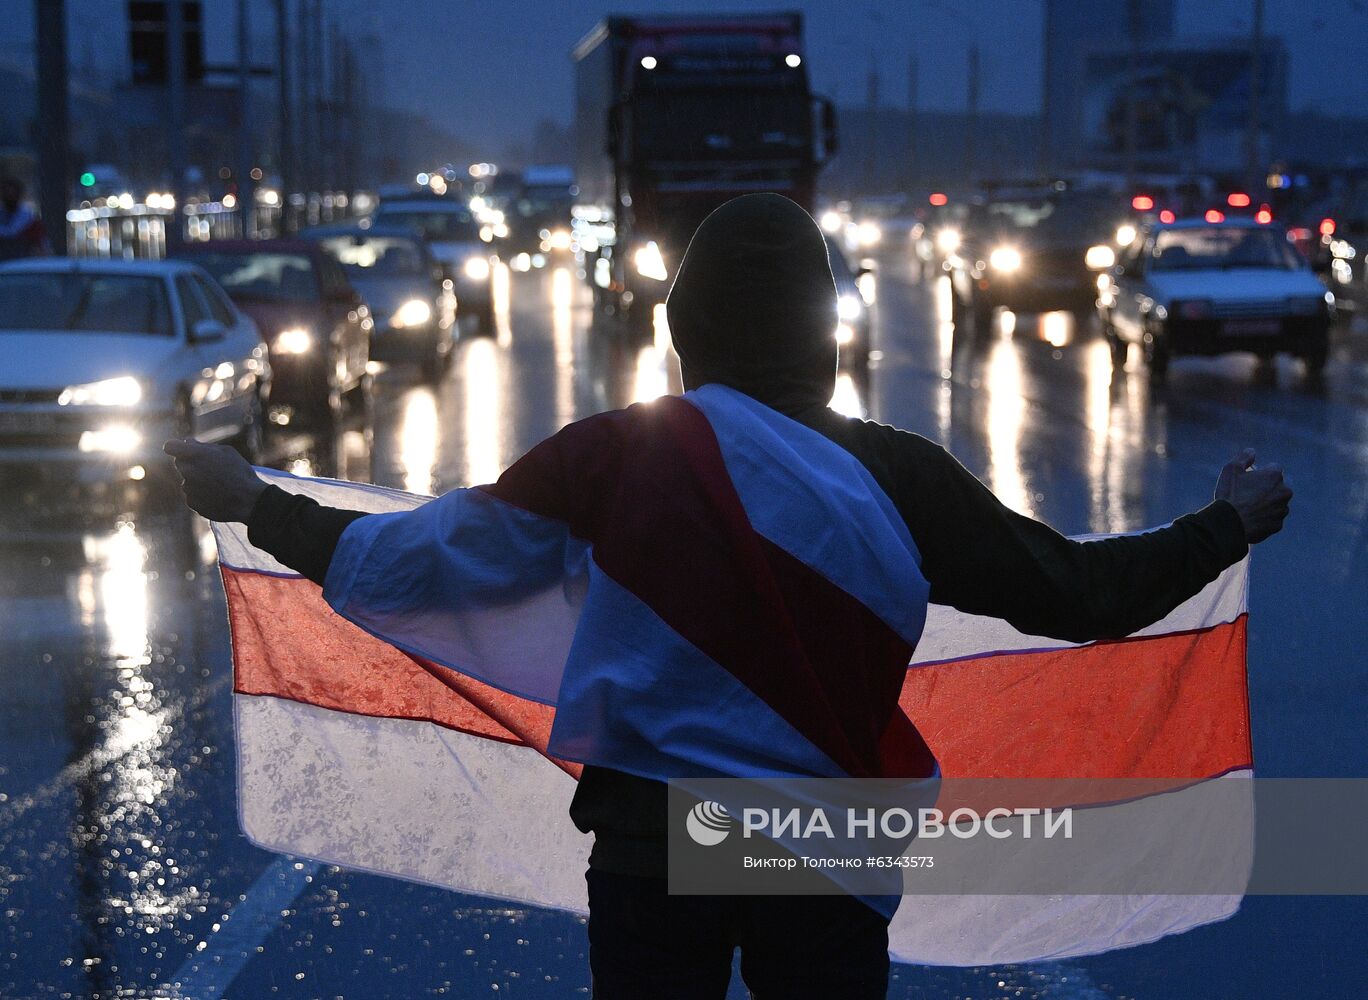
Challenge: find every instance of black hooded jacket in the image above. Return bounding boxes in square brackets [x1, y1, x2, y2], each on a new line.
[244, 194, 1248, 878]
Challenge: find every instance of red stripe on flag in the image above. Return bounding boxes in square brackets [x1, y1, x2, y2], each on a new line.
[222, 567, 581, 777]
[900, 615, 1250, 780]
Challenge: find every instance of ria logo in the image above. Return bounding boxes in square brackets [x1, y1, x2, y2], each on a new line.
[685, 801, 733, 846]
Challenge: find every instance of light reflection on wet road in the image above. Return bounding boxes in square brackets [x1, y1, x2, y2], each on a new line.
[2, 255, 1366, 998]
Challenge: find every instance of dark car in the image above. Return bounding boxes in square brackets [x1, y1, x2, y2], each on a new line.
[173, 240, 370, 423]
[299, 224, 457, 382]
[947, 190, 1124, 331]
[371, 197, 495, 331]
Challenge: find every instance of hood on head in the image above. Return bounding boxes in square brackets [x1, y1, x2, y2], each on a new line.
[665, 193, 838, 414]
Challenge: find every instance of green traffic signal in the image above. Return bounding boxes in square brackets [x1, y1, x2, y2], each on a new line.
[79, 172, 96, 187]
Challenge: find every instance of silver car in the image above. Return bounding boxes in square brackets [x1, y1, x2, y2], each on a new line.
[0, 258, 269, 478]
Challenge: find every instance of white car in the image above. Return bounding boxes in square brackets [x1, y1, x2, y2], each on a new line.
[1099, 217, 1334, 381]
[0, 258, 269, 477]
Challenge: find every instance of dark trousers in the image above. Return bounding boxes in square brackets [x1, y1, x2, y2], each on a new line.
[586, 869, 891, 999]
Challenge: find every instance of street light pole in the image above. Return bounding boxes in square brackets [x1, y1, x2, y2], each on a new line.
[34, 0, 70, 256]
[166, 0, 187, 247]
[276, 0, 292, 231]
[1245, 0, 1265, 194]
[237, 0, 254, 236]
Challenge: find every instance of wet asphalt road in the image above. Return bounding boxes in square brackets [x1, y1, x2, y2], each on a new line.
[1, 250, 1366, 999]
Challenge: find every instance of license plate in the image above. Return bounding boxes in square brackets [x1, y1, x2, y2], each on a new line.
[0, 411, 50, 434]
[1223, 319, 1281, 337]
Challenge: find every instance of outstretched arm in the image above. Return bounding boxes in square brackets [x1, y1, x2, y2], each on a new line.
[880, 433, 1289, 642]
[164, 439, 365, 585]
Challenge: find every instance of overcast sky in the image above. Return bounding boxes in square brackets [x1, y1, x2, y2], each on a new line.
[10, 0, 1368, 154]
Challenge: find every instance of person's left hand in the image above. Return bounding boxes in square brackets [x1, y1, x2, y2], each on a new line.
[163, 438, 267, 523]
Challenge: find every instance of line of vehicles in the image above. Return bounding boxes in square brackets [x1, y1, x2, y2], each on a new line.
[892, 174, 1352, 383]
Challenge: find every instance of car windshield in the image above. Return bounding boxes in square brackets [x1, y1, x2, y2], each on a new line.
[372, 208, 480, 242]
[188, 252, 318, 303]
[1149, 227, 1303, 271]
[975, 196, 1116, 239]
[319, 235, 427, 276]
[0, 272, 172, 334]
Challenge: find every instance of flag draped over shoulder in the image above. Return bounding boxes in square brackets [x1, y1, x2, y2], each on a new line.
[213, 384, 1252, 965]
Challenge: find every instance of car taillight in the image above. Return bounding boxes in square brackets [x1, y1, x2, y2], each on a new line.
[1227, 192, 1251, 208]
[1256, 207, 1273, 224]
[1132, 194, 1154, 211]
[1159, 210, 1176, 224]
[1320, 218, 1336, 236]
[1205, 209, 1225, 223]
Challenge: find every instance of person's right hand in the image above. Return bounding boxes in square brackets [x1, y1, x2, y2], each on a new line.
[164, 438, 268, 523]
[1214, 449, 1292, 544]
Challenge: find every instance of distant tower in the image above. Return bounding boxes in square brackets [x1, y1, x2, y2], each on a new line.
[1041, 0, 1174, 169]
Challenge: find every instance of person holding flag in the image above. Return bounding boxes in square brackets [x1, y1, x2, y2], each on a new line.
[167, 194, 1290, 999]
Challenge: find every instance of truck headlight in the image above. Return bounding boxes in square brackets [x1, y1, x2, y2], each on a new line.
[463, 256, 491, 281]
[1085, 244, 1116, 269]
[989, 246, 1022, 273]
[634, 241, 668, 282]
[275, 328, 313, 354]
[58, 375, 142, 407]
[391, 299, 433, 328]
[837, 294, 863, 322]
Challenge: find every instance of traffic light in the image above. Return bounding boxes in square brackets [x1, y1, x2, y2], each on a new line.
[79, 172, 96, 188]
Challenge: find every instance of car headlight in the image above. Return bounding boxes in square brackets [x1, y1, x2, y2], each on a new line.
[275, 328, 313, 355]
[934, 227, 961, 254]
[391, 299, 433, 328]
[634, 241, 668, 282]
[78, 424, 141, 453]
[834, 323, 856, 345]
[857, 221, 882, 246]
[1115, 223, 1137, 246]
[463, 256, 491, 281]
[819, 210, 843, 234]
[989, 246, 1022, 272]
[548, 228, 572, 250]
[1085, 244, 1116, 270]
[837, 294, 864, 322]
[58, 375, 142, 407]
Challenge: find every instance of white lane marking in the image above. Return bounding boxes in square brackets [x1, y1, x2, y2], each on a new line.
[170, 854, 323, 999]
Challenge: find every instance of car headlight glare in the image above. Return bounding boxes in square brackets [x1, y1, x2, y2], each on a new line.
[834, 323, 856, 346]
[58, 375, 142, 407]
[463, 256, 491, 281]
[548, 229, 572, 250]
[934, 227, 961, 254]
[391, 299, 433, 328]
[78, 424, 141, 453]
[634, 241, 668, 281]
[837, 294, 864, 322]
[857, 221, 882, 246]
[989, 246, 1022, 272]
[275, 328, 313, 355]
[1115, 224, 1138, 246]
[1085, 244, 1116, 270]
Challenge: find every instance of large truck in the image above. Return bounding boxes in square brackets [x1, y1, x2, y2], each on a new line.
[573, 13, 837, 335]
